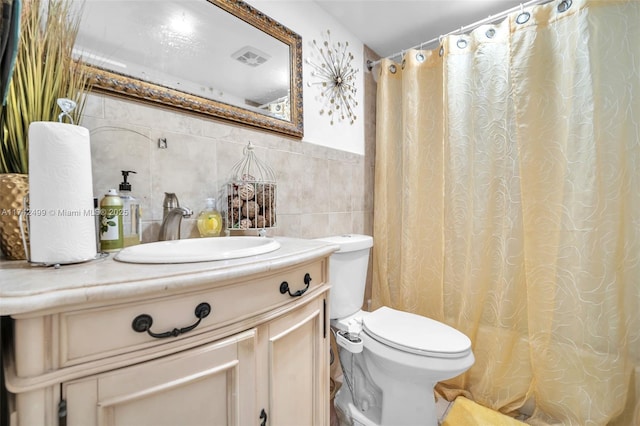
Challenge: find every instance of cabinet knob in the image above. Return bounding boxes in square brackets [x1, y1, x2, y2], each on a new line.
[131, 302, 211, 339]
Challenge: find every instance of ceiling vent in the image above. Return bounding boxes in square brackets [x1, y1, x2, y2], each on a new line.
[231, 46, 271, 67]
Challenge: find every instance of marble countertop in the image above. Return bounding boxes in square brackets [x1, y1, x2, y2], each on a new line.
[0, 237, 338, 316]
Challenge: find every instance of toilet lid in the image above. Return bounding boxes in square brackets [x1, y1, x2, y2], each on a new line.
[362, 307, 472, 358]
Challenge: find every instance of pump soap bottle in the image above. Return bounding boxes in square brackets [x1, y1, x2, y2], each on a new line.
[197, 198, 222, 237]
[119, 170, 142, 247]
[100, 189, 123, 252]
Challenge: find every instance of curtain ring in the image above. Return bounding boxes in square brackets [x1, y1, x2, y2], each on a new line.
[389, 64, 397, 74]
[516, 2, 531, 24]
[516, 11, 530, 24]
[438, 35, 445, 57]
[557, 0, 572, 12]
[485, 28, 496, 39]
[416, 52, 425, 63]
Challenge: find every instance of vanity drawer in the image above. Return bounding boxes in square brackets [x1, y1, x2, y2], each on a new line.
[59, 259, 326, 367]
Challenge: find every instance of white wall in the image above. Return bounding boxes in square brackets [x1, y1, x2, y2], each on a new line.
[245, 0, 366, 155]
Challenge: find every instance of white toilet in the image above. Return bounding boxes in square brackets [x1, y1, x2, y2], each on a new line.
[317, 234, 474, 426]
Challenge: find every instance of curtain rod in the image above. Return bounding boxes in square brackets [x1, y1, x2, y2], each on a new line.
[367, 0, 556, 71]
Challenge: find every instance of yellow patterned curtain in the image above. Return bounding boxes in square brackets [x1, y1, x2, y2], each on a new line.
[372, 0, 640, 424]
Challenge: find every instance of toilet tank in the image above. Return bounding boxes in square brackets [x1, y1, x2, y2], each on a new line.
[315, 234, 373, 319]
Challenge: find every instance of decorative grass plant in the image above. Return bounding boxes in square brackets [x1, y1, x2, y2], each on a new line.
[0, 0, 90, 174]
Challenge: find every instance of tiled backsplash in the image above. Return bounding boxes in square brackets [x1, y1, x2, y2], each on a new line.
[82, 91, 374, 242]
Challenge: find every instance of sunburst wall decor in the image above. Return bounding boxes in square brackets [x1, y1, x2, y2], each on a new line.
[306, 30, 358, 125]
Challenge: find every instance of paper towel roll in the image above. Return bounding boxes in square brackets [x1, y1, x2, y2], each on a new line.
[28, 122, 97, 264]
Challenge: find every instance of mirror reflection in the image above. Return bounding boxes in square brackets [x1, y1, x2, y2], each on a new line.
[73, 0, 303, 137]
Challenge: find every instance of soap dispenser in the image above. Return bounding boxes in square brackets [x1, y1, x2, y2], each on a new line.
[100, 189, 123, 252]
[197, 198, 222, 237]
[119, 170, 142, 247]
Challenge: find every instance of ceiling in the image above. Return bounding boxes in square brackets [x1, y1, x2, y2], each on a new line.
[314, 0, 526, 59]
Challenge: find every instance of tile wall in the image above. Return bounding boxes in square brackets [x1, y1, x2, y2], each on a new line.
[82, 59, 375, 242]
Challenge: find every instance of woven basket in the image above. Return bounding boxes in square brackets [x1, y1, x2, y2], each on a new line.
[0, 173, 29, 260]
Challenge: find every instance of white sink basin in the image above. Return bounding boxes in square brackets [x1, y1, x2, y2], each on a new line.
[114, 237, 281, 264]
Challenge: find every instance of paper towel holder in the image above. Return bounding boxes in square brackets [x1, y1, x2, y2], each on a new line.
[57, 98, 77, 124]
[18, 195, 108, 268]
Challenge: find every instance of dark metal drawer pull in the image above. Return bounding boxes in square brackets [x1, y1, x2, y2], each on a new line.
[131, 302, 211, 339]
[279, 273, 312, 297]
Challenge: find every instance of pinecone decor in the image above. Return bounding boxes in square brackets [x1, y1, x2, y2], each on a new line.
[225, 143, 277, 230]
[238, 183, 255, 201]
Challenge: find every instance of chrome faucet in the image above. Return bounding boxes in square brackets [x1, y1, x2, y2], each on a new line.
[158, 192, 192, 241]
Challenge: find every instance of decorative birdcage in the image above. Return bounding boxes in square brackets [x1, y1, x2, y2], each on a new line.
[225, 143, 277, 231]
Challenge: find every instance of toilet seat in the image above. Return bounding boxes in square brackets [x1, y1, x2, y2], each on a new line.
[362, 307, 472, 358]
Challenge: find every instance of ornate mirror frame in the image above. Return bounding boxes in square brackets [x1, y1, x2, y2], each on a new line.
[81, 0, 304, 138]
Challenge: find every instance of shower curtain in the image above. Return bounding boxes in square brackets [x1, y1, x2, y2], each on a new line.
[372, 0, 639, 424]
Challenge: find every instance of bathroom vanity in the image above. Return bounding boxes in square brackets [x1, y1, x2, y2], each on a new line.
[0, 237, 336, 426]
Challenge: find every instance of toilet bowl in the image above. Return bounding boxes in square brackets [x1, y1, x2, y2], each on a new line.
[333, 307, 474, 425]
[317, 235, 474, 426]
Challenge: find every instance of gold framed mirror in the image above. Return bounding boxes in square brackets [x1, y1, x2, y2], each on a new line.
[74, 0, 303, 138]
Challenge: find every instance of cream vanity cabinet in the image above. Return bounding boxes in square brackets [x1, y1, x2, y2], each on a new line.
[1, 238, 335, 426]
[63, 329, 259, 426]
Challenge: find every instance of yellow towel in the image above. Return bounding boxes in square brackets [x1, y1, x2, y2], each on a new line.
[442, 397, 526, 426]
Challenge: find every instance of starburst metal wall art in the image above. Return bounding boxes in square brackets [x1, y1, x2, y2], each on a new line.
[306, 30, 358, 125]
